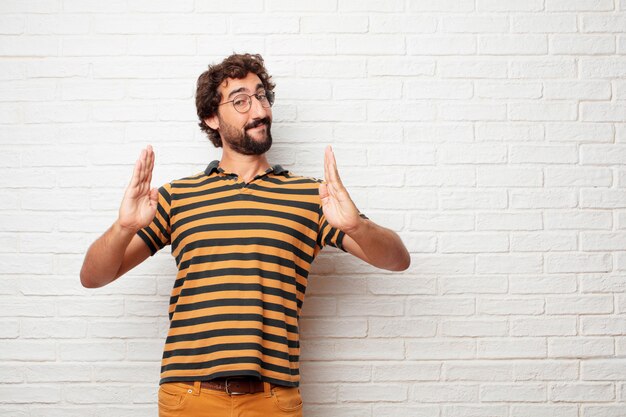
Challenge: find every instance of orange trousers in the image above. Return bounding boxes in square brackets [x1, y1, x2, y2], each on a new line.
[158, 381, 303, 417]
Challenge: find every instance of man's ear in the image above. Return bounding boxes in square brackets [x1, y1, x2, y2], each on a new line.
[204, 114, 219, 130]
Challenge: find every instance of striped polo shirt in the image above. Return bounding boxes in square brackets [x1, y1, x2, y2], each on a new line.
[137, 160, 357, 387]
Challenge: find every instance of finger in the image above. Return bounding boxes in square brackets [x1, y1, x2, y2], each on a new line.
[129, 158, 142, 189]
[328, 146, 344, 187]
[146, 146, 154, 187]
[323, 145, 330, 184]
[319, 182, 328, 200]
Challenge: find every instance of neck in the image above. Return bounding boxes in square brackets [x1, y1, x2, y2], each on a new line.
[219, 146, 271, 183]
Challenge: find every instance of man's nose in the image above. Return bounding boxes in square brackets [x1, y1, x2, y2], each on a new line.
[249, 95, 269, 118]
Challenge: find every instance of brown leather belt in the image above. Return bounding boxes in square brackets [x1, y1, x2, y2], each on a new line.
[180, 377, 270, 395]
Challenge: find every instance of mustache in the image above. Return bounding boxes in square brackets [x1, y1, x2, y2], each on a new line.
[245, 118, 271, 130]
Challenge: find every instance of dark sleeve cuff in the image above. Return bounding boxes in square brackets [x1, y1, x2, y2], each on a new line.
[137, 229, 157, 256]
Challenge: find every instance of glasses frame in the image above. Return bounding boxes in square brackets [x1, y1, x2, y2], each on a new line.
[218, 90, 275, 114]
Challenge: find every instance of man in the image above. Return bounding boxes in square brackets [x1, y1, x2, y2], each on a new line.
[80, 53, 410, 417]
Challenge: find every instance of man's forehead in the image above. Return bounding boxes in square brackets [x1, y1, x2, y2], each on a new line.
[219, 74, 263, 94]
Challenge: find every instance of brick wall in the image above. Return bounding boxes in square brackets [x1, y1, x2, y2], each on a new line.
[1, 0, 626, 416]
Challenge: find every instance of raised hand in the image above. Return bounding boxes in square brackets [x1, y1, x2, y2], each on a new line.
[118, 145, 158, 232]
[319, 145, 362, 234]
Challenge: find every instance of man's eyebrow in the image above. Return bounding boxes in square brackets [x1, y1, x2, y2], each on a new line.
[227, 83, 264, 99]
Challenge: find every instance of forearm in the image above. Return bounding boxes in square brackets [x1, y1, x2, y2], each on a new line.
[80, 220, 136, 288]
[346, 219, 411, 271]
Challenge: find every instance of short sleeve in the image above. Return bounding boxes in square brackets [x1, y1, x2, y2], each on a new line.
[317, 204, 369, 253]
[136, 183, 172, 256]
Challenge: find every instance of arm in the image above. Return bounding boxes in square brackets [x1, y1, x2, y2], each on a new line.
[80, 145, 158, 288]
[319, 145, 411, 272]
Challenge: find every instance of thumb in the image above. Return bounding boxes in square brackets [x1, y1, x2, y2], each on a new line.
[149, 187, 158, 205]
[319, 183, 328, 200]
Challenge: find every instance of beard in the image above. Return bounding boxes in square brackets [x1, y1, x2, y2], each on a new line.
[219, 116, 272, 156]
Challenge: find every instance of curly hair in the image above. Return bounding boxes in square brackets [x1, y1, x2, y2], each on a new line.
[195, 53, 276, 148]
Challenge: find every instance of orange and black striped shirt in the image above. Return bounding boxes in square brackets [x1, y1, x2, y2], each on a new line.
[137, 160, 358, 387]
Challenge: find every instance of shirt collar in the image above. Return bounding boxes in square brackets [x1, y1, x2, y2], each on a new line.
[204, 160, 288, 177]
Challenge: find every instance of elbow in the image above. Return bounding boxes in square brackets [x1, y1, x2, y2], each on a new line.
[388, 251, 411, 272]
[80, 267, 101, 289]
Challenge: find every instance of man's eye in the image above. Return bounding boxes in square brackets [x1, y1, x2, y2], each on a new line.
[233, 98, 247, 107]
[257, 94, 267, 100]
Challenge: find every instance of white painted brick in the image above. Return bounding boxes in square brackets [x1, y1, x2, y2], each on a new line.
[339, 384, 408, 402]
[546, 253, 611, 273]
[410, 384, 478, 402]
[408, 0, 474, 12]
[478, 297, 545, 315]
[368, 57, 435, 76]
[441, 320, 508, 337]
[440, 143, 507, 163]
[407, 297, 475, 316]
[58, 341, 126, 361]
[404, 80, 473, 99]
[408, 35, 477, 55]
[406, 167, 475, 187]
[547, 0, 614, 11]
[476, 212, 543, 230]
[300, 318, 367, 338]
[24, 364, 91, 383]
[509, 102, 577, 121]
[509, 275, 577, 294]
[480, 383, 545, 402]
[581, 189, 626, 208]
[582, 359, 626, 381]
[580, 57, 626, 78]
[0, 341, 56, 361]
[373, 362, 440, 382]
[510, 232, 577, 251]
[301, 15, 367, 34]
[338, 35, 405, 55]
[333, 79, 401, 100]
[0, 36, 58, 56]
[582, 232, 626, 251]
[64, 385, 131, 404]
[515, 360, 579, 381]
[480, 35, 547, 55]
[368, 276, 436, 295]
[266, 0, 336, 12]
[581, 103, 626, 122]
[582, 317, 626, 335]
[476, 254, 543, 274]
[510, 58, 577, 78]
[441, 16, 509, 33]
[26, 14, 89, 34]
[162, 15, 227, 34]
[439, 104, 507, 121]
[337, 296, 403, 316]
[582, 14, 626, 32]
[549, 337, 614, 358]
[476, 81, 542, 99]
[196, 36, 265, 56]
[368, 318, 436, 338]
[511, 14, 578, 33]
[339, 0, 403, 12]
[440, 233, 508, 253]
[544, 80, 611, 99]
[21, 319, 87, 338]
[583, 406, 626, 417]
[370, 14, 436, 33]
[0, 320, 19, 338]
[297, 58, 366, 78]
[368, 101, 436, 122]
[445, 361, 513, 381]
[443, 405, 509, 417]
[548, 163, 611, 186]
[129, 0, 193, 12]
[510, 189, 578, 209]
[406, 339, 476, 360]
[300, 362, 371, 382]
[477, 338, 546, 359]
[0, 385, 61, 404]
[439, 58, 508, 78]
[510, 317, 577, 336]
[410, 212, 474, 231]
[405, 254, 475, 274]
[477, 0, 543, 11]
[476, 167, 542, 187]
[580, 274, 626, 293]
[302, 339, 404, 360]
[546, 122, 613, 143]
[549, 383, 614, 402]
[440, 275, 508, 295]
[544, 210, 612, 230]
[551, 35, 616, 55]
[511, 405, 578, 417]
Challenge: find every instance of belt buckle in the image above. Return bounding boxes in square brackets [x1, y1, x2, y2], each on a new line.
[224, 377, 247, 395]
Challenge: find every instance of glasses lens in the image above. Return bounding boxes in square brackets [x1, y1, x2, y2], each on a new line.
[233, 95, 251, 113]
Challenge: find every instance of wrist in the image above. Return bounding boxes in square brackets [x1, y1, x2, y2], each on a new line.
[344, 216, 369, 237]
[114, 219, 140, 237]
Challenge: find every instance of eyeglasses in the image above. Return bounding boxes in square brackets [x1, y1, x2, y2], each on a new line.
[219, 91, 275, 114]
